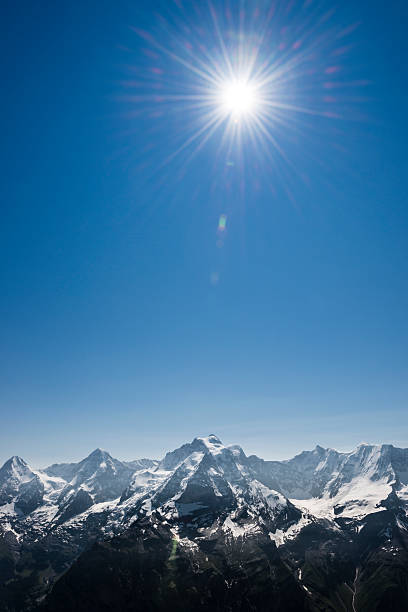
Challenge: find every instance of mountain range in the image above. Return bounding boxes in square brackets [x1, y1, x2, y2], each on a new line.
[1, 435, 408, 611]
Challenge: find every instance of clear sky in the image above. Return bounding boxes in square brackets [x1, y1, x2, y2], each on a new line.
[1, 0, 407, 467]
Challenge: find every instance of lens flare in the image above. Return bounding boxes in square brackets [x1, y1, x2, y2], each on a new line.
[218, 214, 227, 231]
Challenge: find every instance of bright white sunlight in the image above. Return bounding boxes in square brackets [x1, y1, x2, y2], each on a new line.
[219, 78, 259, 118]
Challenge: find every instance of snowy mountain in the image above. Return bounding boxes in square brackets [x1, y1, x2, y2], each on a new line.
[120, 435, 301, 538]
[1, 436, 408, 611]
[0, 456, 38, 506]
[248, 442, 408, 519]
[52, 448, 140, 524]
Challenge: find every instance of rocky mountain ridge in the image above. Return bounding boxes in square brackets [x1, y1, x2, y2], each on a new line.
[1, 435, 408, 611]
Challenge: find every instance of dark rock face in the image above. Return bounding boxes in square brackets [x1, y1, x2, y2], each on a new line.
[279, 509, 408, 612]
[55, 489, 94, 524]
[15, 476, 44, 515]
[39, 520, 308, 612]
[38, 508, 408, 612]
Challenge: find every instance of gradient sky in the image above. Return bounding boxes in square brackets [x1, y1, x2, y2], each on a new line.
[1, 0, 408, 467]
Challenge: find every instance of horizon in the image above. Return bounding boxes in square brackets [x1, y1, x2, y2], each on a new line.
[2, 431, 407, 470]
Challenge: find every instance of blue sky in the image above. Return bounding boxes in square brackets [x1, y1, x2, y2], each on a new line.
[1, 0, 407, 467]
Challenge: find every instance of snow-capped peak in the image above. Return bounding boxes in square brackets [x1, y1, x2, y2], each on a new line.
[199, 434, 223, 446]
[86, 448, 110, 460]
[159, 435, 246, 473]
[0, 456, 35, 485]
[193, 434, 226, 455]
[0, 455, 40, 508]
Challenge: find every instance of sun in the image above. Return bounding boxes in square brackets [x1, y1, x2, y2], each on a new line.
[219, 78, 259, 119]
[126, 1, 361, 176]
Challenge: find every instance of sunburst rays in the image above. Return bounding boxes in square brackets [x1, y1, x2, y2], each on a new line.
[121, 0, 366, 192]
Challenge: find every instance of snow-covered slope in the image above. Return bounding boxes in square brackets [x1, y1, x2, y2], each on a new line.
[294, 443, 408, 518]
[247, 445, 344, 499]
[246, 442, 408, 519]
[118, 435, 300, 540]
